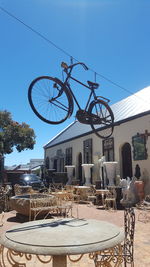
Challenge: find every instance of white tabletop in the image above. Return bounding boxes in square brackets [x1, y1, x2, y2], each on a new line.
[0, 218, 124, 256]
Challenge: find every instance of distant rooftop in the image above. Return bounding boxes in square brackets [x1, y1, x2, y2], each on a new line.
[5, 159, 44, 170]
[44, 86, 150, 149]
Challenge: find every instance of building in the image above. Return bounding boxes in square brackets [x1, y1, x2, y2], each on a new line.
[44, 86, 150, 193]
[4, 159, 44, 184]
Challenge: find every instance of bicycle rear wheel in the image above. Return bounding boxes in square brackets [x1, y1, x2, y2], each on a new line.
[28, 76, 73, 124]
[88, 99, 114, 139]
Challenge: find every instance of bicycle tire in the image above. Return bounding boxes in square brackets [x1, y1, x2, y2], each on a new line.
[28, 76, 73, 124]
[88, 99, 114, 139]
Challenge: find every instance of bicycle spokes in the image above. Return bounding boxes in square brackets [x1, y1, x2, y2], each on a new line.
[28, 76, 73, 124]
[88, 99, 114, 138]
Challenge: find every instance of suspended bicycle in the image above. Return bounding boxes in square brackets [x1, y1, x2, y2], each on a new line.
[28, 61, 114, 138]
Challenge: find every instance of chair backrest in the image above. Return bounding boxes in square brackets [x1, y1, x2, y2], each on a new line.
[124, 207, 135, 265]
[106, 188, 116, 199]
[14, 184, 22, 195]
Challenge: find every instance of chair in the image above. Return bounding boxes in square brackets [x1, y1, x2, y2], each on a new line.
[14, 184, 22, 195]
[104, 188, 117, 210]
[137, 194, 150, 223]
[0, 211, 4, 227]
[0, 186, 10, 212]
[29, 196, 58, 221]
[57, 197, 73, 218]
[87, 186, 97, 207]
[123, 207, 135, 266]
[90, 207, 135, 267]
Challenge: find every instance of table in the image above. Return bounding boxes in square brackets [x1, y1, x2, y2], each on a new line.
[74, 186, 91, 201]
[0, 218, 124, 267]
[51, 191, 71, 199]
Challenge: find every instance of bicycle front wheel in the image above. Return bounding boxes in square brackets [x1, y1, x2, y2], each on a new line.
[28, 76, 73, 124]
[88, 99, 114, 139]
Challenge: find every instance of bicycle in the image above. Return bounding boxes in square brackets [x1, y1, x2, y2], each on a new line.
[28, 61, 114, 138]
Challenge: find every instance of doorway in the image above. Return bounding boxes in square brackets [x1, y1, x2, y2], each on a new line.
[121, 143, 132, 179]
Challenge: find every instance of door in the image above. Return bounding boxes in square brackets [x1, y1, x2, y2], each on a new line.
[121, 143, 132, 179]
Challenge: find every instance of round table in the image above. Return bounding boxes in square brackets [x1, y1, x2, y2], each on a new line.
[0, 218, 124, 267]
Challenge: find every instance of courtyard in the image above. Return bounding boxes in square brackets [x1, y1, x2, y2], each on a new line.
[0, 204, 150, 267]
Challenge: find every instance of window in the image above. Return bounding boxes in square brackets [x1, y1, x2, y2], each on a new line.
[65, 147, 72, 165]
[102, 137, 114, 161]
[132, 134, 147, 160]
[83, 139, 93, 163]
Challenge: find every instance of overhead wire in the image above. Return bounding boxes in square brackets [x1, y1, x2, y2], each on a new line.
[0, 5, 149, 104]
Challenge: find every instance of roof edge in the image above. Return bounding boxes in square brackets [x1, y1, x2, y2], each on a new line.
[45, 110, 150, 149]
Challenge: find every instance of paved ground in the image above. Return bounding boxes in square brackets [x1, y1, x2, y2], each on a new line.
[0, 204, 150, 266]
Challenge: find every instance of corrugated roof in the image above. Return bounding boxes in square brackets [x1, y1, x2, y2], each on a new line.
[44, 86, 150, 148]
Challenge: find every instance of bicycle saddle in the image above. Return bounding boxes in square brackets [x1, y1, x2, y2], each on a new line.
[87, 80, 99, 89]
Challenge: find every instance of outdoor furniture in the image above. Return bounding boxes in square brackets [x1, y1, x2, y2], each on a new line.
[14, 184, 33, 195]
[86, 186, 97, 206]
[0, 212, 4, 227]
[0, 186, 10, 212]
[92, 207, 135, 267]
[74, 185, 91, 202]
[0, 218, 124, 267]
[108, 186, 123, 209]
[29, 195, 58, 221]
[10, 194, 55, 217]
[104, 188, 117, 210]
[136, 194, 150, 223]
[48, 183, 63, 192]
[123, 207, 135, 266]
[95, 189, 109, 207]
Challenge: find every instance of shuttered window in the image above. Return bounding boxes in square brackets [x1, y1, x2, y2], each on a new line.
[65, 147, 72, 165]
[102, 137, 114, 161]
[83, 139, 93, 163]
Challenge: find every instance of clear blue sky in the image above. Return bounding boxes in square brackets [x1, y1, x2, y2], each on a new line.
[1, 0, 150, 166]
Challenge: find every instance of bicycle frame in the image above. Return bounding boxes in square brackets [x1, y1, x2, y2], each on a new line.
[62, 64, 98, 112]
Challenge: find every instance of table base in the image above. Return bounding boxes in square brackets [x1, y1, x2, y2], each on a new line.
[0, 244, 125, 267]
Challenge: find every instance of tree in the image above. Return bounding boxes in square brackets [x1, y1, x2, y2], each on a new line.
[0, 110, 36, 155]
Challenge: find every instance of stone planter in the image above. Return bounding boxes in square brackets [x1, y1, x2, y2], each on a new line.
[10, 194, 56, 217]
[82, 164, 94, 185]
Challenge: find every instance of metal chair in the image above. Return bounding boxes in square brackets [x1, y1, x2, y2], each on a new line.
[90, 207, 135, 267]
[104, 188, 117, 210]
[136, 194, 150, 223]
[0, 211, 4, 227]
[87, 186, 97, 207]
[29, 196, 58, 221]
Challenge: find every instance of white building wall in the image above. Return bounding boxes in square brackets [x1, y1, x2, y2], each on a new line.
[45, 113, 150, 190]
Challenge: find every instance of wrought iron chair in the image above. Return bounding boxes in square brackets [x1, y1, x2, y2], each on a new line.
[0, 211, 4, 227]
[0, 186, 11, 212]
[29, 195, 58, 221]
[14, 184, 22, 195]
[104, 188, 117, 210]
[87, 186, 97, 207]
[136, 194, 150, 223]
[90, 207, 135, 267]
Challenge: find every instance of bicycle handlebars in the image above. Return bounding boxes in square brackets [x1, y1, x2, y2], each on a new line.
[61, 61, 88, 71]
